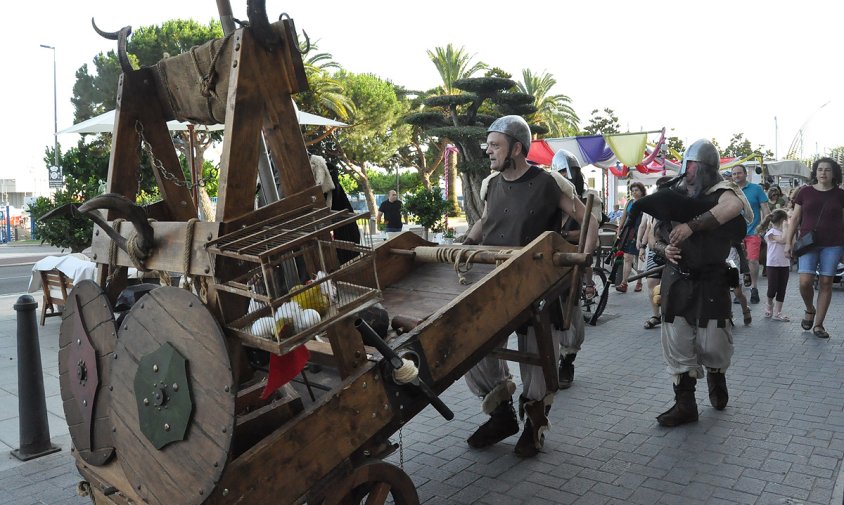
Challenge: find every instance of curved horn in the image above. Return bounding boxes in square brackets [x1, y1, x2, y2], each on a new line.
[277, 13, 310, 55]
[79, 194, 155, 260]
[247, 0, 281, 51]
[91, 18, 133, 73]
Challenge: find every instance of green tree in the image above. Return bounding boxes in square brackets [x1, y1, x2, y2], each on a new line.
[393, 87, 447, 193]
[333, 72, 412, 215]
[296, 39, 353, 131]
[406, 67, 538, 224]
[427, 44, 487, 95]
[582, 108, 621, 135]
[721, 133, 773, 159]
[665, 136, 685, 159]
[70, 19, 223, 212]
[30, 138, 112, 251]
[403, 186, 451, 238]
[426, 45, 489, 212]
[517, 69, 579, 138]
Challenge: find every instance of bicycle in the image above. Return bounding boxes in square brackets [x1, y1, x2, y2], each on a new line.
[580, 242, 621, 326]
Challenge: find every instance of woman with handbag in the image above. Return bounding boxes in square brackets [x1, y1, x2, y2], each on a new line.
[785, 158, 844, 338]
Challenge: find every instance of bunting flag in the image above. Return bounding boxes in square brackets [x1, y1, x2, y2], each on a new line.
[608, 162, 629, 177]
[544, 138, 588, 166]
[604, 132, 648, 167]
[576, 135, 616, 165]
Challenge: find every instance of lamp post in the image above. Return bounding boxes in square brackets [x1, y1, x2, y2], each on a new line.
[40, 44, 60, 181]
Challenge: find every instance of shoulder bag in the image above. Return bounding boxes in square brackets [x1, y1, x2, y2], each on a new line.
[793, 195, 831, 257]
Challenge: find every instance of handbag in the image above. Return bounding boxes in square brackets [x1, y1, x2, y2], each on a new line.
[792, 231, 816, 257]
[793, 196, 831, 257]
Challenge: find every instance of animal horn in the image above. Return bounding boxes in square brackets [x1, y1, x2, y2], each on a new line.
[91, 18, 134, 73]
[78, 193, 155, 260]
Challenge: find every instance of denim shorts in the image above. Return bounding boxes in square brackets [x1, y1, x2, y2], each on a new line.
[797, 245, 844, 276]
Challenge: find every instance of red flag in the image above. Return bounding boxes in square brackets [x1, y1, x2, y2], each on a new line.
[260, 345, 310, 400]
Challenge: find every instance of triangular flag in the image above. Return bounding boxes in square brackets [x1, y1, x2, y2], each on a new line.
[260, 345, 310, 400]
[604, 133, 649, 167]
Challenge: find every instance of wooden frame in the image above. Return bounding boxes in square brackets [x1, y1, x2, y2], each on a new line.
[39, 269, 73, 326]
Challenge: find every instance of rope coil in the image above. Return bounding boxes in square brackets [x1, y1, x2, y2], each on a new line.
[414, 246, 513, 284]
[392, 358, 419, 384]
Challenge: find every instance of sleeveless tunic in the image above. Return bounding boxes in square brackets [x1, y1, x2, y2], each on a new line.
[659, 188, 746, 326]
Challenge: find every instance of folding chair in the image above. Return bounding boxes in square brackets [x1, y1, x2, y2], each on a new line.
[39, 269, 73, 326]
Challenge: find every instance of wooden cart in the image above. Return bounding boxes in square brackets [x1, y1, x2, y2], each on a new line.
[56, 7, 591, 505]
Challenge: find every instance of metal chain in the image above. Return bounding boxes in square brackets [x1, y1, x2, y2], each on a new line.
[135, 120, 217, 189]
[399, 427, 404, 468]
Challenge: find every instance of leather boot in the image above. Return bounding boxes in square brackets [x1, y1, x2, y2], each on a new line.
[467, 398, 519, 448]
[706, 369, 728, 410]
[656, 373, 699, 427]
[558, 353, 576, 389]
[514, 396, 550, 458]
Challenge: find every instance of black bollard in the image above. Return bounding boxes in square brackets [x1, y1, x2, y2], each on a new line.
[11, 294, 60, 461]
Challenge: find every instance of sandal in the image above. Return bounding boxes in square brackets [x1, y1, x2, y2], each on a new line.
[772, 313, 790, 322]
[616, 282, 628, 293]
[764, 303, 772, 318]
[813, 325, 829, 339]
[742, 307, 752, 326]
[801, 309, 816, 331]
[644, 316, 661, 329]
[634, 280, 643, 292]
[584, 284, 597, 299]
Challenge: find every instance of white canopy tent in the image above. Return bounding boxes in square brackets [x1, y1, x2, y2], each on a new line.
[59, 106, 347, 135]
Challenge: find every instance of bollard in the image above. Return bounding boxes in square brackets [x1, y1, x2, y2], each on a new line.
[11, 294, 60, 461]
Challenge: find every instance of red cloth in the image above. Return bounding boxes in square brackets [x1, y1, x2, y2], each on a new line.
[260, 345, 310, 400]
[527, 139, 556, 166]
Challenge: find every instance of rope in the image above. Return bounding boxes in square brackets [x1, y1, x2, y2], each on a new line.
[106, 218, 125, 285]
[190, 34, 233, 123]
[181, 218, 199, 291]
[392, 358, 419, 384]
[415, 246, 513, 284]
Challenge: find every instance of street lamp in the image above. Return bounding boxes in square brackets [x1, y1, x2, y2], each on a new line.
[40, 44, 60, 181]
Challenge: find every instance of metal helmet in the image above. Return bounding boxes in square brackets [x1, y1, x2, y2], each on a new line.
[551, 149, 581, 179]
[487, 115, 531, 156]
[680, 139, 720, 175]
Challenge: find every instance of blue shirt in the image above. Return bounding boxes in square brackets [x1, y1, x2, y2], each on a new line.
[740, 183, 768, 235]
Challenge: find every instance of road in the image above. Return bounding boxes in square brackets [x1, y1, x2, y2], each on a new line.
[0, 264, 35, 296]
[0, 244, 66, 296]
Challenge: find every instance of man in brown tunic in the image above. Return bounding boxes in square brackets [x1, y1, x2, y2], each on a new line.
[462, 115, 597, 456]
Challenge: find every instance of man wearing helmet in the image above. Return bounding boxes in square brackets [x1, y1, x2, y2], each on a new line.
[651, 139, 752, 427]
[552, 149, 600, 389]
[462, 115, 598, 457]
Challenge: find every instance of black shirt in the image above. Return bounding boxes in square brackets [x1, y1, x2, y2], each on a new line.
[378, 199, 403, 229]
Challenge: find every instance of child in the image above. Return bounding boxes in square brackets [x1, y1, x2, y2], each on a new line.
[761, 209, 791, 321]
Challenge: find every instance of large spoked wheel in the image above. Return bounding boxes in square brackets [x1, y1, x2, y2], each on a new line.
[582, 267, 608, 325]
[322, 461, 419, 505]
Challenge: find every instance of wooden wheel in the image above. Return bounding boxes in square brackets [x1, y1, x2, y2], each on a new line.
[110, 287, 235, 505]
[58, 280, 116, 466]
[322, 461, 419, 505]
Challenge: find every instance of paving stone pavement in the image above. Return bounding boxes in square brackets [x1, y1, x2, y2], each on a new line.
[1, 270, 843, 504]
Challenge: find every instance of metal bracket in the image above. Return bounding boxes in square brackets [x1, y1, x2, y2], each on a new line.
[133, 342, 193, 449]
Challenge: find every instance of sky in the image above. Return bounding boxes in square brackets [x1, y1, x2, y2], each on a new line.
[2, 0, 842, 194]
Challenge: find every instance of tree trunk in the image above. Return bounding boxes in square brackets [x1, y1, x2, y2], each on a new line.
[446, 146, 458, 215]
[461, 172, 486, 226]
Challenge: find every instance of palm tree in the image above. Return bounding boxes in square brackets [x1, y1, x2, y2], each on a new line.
[426, 44, 487, 211]
[518, 69, 579, 137]
[426, 44, 487, 95]
[296, 40, 354, 123]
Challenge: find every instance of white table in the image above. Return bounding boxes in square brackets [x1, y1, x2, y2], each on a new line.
[28, 254, 98, 293]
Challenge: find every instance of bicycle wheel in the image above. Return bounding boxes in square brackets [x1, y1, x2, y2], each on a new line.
[589, 268, 612, 326]
[581, 268, 607, 323]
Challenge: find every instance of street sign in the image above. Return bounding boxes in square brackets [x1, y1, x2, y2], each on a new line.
[48, 166, 63, 188]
